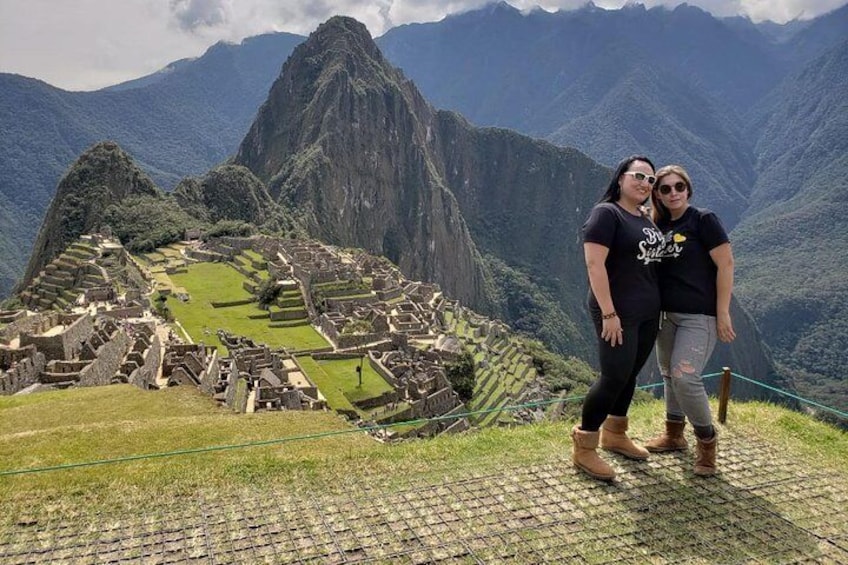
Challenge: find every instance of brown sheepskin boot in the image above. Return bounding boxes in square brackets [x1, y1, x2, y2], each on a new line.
[694, 434, 718, 476]
[571, 426, 615, 481]
[644, 420, 688, 453]
[600, 415, 649, 460]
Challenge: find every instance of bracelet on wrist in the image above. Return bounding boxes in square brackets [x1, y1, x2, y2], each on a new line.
[602, 311, 617, 320]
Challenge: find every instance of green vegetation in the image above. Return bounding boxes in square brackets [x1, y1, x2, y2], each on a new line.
[203, 220, 255, 239]
[734, 190, 848, 413]
[484, 254, 590, 360]
[524, 339, 596, 394]
[295, 356, 393, 410]
[445, 350, 475, 402]
[164, 262, 328, 353]
[256, 278, 282, 308]
[104, 194, 206, 252]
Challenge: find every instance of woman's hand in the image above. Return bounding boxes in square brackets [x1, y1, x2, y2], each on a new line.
[717, 311, 735, 343]
[601, 315, 623, 347]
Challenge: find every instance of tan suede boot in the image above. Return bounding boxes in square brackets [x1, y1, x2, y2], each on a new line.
[600, 415, 649, 460]
[694, 434, 717, 476]
[571, 426, 615, 481]
[644, 420, 688, 453]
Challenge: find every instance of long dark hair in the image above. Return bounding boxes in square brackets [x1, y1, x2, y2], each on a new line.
[599, 154, 655, 203]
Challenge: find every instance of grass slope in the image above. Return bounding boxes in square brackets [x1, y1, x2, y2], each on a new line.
[2, 384, 845, 523]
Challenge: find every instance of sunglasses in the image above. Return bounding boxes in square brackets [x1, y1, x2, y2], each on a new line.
[657, 181, 687, 195]
[622, 171, 656, 185]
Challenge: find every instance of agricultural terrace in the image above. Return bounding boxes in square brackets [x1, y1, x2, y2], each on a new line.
[446, 307, 538, 426]
[133, 244, 189, 295]
[163, 261, 328, 354]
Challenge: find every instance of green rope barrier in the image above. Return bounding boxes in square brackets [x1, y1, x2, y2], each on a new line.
[730, 372, 848, 419]
[0, 372, 842, 477]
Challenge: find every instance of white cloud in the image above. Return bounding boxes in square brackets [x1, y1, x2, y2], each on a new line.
[169, 0, 230, 31]
[1, 0, 846, 91]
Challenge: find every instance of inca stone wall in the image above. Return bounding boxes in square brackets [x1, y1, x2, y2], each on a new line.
[0, 347, 46, 394]
[0, 312, 57, 344]
[19, 314, 93, 361]
[78, 330, 132, 386]
[128, 334, 161, 390]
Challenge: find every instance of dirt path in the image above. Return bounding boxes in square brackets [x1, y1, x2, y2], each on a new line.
[1, 426, 846, 564]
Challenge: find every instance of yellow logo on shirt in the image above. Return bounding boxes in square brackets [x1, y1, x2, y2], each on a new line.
[673, 233, 687, 243]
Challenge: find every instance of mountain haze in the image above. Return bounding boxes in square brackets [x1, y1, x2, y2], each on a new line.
[733, 39, 848, 410]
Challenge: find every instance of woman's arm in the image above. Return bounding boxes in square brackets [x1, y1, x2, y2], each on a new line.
[709, 242, 736, 343]
[584, 242, 623, 346]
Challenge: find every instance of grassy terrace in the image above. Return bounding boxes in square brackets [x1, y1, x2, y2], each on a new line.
[165, 262, 328, 354]
[445, 308, 537, 425]
[296, 355, 394, 414]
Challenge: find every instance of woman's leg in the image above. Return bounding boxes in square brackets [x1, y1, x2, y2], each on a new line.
[655, 315, 684, 421]
[610, 316, 660, 417]
[580, 318, 643, 431]
[665, 313, 717, 436]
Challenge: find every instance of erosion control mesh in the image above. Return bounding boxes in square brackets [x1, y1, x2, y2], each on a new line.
[1, 426, 846, 564]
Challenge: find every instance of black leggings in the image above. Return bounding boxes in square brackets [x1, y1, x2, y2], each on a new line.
[580, 315, 660, 431]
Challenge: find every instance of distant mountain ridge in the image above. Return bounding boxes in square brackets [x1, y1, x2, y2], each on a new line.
[0, 32, 305, 296]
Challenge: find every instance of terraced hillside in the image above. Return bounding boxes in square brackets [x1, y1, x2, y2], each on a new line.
[444, 306, 542, 426]
[14, 234, 151, 313]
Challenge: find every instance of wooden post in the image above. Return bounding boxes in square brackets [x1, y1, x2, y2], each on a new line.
[718, 367, 732, 424]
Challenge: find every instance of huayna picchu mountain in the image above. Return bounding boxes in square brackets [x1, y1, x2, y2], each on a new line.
[234, 16, 494, 313]
[232, 16, 618, 357]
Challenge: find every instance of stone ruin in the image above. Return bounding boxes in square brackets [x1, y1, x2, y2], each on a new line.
[1, 310, 160, 394]
[355, 344, 470, 439]
[2, 233, 542, 441]
[214, 330, 325, 413]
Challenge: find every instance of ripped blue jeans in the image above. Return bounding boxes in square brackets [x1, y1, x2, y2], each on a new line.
[655, 312, 717, 428]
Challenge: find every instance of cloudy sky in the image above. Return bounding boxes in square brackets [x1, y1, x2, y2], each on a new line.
[1, 0, 846, 91]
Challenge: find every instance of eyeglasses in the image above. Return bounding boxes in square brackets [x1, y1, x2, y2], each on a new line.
[657, 181, 687, 195]
[622, 171, 656, 185]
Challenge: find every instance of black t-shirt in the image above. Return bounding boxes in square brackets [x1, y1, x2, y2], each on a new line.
[656, 207, 730, 315]
[582, 202, 663, 322]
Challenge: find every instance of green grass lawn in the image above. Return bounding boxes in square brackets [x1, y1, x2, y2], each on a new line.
[242, 249, 264, 262]
[165, 262, 328, 353]
[296, 356, 394, 409]
[0, 385, 376, 517]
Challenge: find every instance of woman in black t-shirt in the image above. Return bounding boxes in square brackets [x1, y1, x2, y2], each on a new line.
[574, 155, 664, 482]
[644, 165, 735, 477]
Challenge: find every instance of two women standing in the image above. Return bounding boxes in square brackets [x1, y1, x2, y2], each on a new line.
[575, 157, 735, 481]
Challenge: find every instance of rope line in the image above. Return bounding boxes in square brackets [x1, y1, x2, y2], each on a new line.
[730, 372, 848, 419]
[0, 371, 842, 477]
